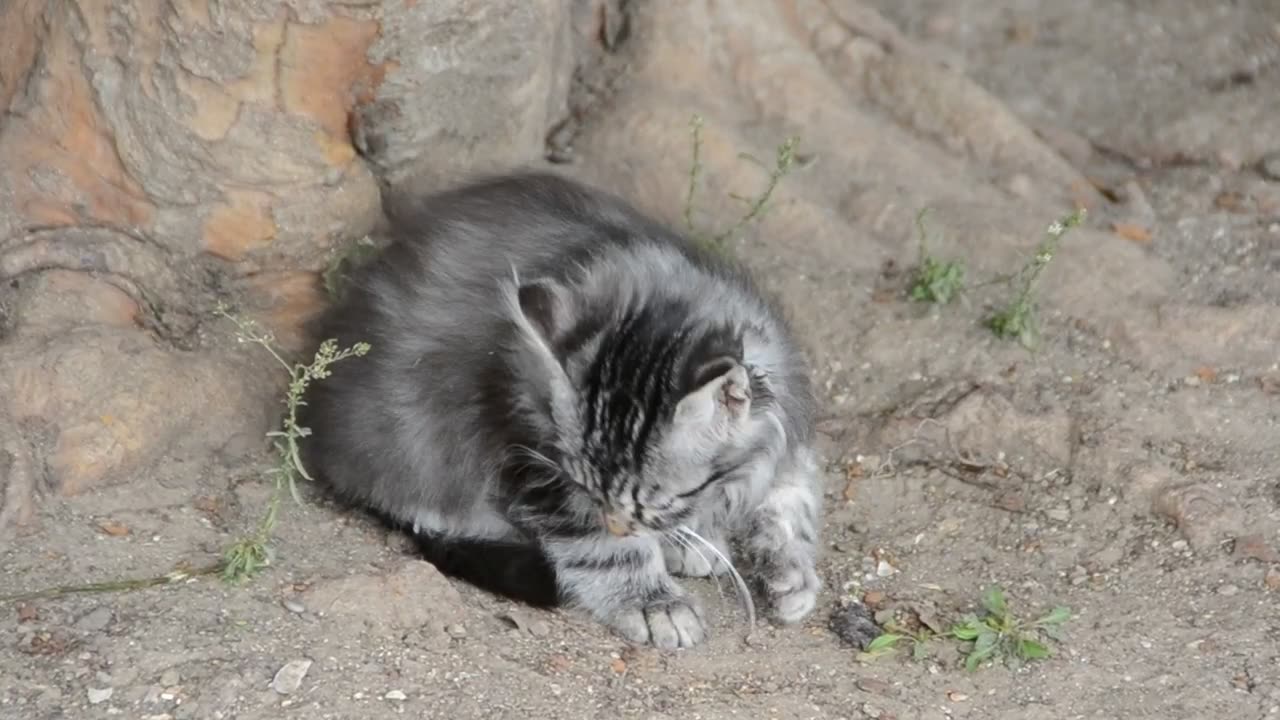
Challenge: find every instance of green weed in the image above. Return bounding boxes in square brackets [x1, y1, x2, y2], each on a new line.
[215, 304, 370, 583]
[683, 114, 801, 254]
[859, 585, 1071, 671]
[907, 208, 966, 305]
[985, 209, 1085, 348]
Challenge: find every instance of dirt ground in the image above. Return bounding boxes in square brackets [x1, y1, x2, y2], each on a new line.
[3, 1, 1279, 719]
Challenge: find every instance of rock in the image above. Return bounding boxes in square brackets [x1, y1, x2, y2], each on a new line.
[302, 560, 464, 632]
[1217, 584, 1239, 596]
[829, 603, 882, 650]
[282, 598, 306, 614]
[1152, 483, 1237, 552]
[74, 606, 113, 633]
[1232, 534, 1279, 563]
[857, 678, 898, 696]
[1090, 546, 1124, 569]
[159, 669, 180, 687]
[270, 659, 312, 695]
[446, 623, 467, 639]
[87, 687, 113, 704]
[875, 560, 898, 577]
[384, 690, 407, 701]
[1260, 151, 1280, 182]
[1264, 567, 1280, 591]
[1046, 507, 1071, 523]
[528, 620, 552, 638]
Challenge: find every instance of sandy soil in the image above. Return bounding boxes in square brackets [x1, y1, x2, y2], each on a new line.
[3, 2, 1279, 719]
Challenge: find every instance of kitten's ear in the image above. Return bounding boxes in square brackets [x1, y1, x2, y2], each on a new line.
[516, 278, 575, 346]
[674, 360, 751, 427]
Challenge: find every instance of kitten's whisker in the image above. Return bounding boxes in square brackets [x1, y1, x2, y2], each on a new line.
[663, 532, 726, 600]
[678, 525, 756, 632]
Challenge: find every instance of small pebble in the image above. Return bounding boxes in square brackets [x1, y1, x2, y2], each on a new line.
[528, 620, 551, 637]
[271, 659, 312, 695]
[282, 598, 306, 614]
[1047, 507, 1071, 523]
[384, 690, 407, 701]
[75, 607, 113, 633]
[446, 623, 467, 639]
[1265, 567, 1280, 591]
[159, 669, 180, 687]
[875, 560, 898, 577]
[1260, 151, 1280, 182]
[87, 687, 114, 705]
[1218, 584, 1240, 596]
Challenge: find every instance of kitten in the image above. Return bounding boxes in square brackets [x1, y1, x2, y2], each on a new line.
[299, 172, 823, 649]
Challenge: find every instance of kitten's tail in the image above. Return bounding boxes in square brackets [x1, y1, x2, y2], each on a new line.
[409, 531, 561, 608]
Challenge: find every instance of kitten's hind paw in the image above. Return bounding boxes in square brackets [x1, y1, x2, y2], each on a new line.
[765, 564, 821, 624]
[609, 597, 707, 649]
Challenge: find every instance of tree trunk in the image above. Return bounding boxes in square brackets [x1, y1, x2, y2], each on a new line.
[2, 0, 1160, 533]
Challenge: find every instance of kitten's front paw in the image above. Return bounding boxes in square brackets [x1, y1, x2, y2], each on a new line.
[609, 596, 707, 649]
[662, 537, 730, 578]
[764, 563, 821, 624]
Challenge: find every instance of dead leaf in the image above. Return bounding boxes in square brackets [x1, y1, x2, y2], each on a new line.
[97, 520, 131, 537]
[871, 287, 897, 304]
[609, 658, 627, 674]
[193, 496, 222, 515]
[1214, 191, 1248, 213]
[1112, 222, 1153, 244]
[1194, 366, 1218, 383]
[1259, 375, 1280, 395]
[995, 492, 1026, 512]
[862, 590, 886, 608]
[17, 603, 39, 623]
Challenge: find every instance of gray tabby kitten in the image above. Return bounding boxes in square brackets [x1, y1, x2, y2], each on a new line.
[299, 172, 822, 649]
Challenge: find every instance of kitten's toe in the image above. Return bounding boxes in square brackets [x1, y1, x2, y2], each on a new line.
[766, 565, 821, 624]
[645, 598, 706, 649]
[609, 597, 707, 649]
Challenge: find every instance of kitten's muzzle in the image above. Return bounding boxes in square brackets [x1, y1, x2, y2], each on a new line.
[603, 511, 637, 537]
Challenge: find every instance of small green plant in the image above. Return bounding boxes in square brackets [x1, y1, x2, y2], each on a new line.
[860, 586, 1071, 671]
[859, 623, 936, 662]
[907, 208, 966, 305]
[985, 209, 1085, 348]
[683, 114, 801, 254]
[215, 304, 370, 583]
[951, 586, 1071, 670]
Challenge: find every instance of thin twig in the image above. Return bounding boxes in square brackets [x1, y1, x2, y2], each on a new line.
[0, 562, 224, 604]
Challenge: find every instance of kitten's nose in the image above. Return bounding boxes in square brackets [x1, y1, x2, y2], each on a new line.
[604, 512, 634, 537]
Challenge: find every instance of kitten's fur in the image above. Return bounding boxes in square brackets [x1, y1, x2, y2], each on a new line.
[299, 172, 823, 649]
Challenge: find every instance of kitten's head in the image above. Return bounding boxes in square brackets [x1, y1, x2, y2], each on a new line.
[505, 275, 758, 536]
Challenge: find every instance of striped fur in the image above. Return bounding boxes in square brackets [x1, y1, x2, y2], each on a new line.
[299, 172, 822, 648]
